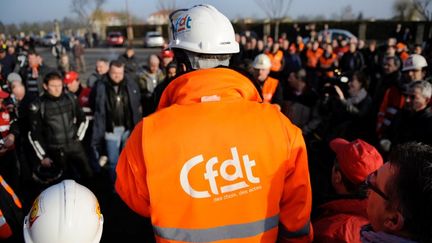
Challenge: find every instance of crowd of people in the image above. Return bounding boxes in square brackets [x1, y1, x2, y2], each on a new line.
[0, 4, 432, 242]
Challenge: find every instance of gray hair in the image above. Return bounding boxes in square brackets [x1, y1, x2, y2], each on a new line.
[410, 80, 432, 99]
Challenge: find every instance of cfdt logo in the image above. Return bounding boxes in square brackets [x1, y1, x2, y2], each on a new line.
[175, 14, 192, 33]
[180, 147, 261, 199]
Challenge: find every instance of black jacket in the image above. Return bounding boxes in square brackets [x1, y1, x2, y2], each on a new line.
[389, 106, 432, 146]
[91, 76, 142, 154]
[28, 92, 87, 159]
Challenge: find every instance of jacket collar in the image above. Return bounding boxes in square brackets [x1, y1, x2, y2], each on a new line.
[157, 68, 262, 110]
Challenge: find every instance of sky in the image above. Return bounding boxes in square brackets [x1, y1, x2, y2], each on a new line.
[1, 0, 397, 25]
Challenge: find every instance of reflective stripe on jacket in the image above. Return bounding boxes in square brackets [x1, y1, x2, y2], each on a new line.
[0, 176, 21, 239]
[115, 68, 313, 242]
[262, 77, 279, 103]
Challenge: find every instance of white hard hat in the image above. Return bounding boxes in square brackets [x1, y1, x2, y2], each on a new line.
[23, 180, 103, 243]
[253, 54, 272, 69]
[169, 4, 239, 54]
[402, 54, 428, 71]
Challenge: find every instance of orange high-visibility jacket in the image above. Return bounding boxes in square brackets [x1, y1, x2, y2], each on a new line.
[306, 48, 324, 69]
[0, 176, 21, 239]
[266, 50, 284, 72]
[262, 77, 279, 103]
[115, 68, 313, 243]
[376, 86, 406, 138]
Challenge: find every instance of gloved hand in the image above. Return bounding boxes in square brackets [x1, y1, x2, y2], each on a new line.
[99, 155, 108, 167]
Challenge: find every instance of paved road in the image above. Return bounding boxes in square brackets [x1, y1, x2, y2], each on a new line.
[37, 46, 162, 82]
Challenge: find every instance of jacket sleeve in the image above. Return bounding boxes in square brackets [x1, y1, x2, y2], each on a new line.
[28, 101, 47, 160]
[90, 83, 106, 155]
[376, 89, 390, 137]
[278, 126, 313, 243]
[73, 95, 88, 141]
[115, 120, 150, 217]
[272, 83, 284, 108]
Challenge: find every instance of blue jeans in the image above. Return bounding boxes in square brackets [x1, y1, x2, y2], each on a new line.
[105, 126, 130, 183]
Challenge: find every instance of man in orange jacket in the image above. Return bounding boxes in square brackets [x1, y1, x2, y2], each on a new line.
[115, 4, 313, 243]
[252, 53, 284, 108]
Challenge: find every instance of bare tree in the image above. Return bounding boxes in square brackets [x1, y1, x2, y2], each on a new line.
[413, 0, 432, 20]
[156, 0, 177, 12]
[394, 0, 409, 20]
[254, 0, 293, 40]
[71, 0, 105, 22]
[70, 0, 106, 40]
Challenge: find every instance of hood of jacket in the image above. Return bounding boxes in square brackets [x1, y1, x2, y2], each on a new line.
[157, 68, 262, 110]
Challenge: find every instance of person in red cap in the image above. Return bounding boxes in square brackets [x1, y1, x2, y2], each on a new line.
[64, 71, 93, 120]
[64, 71, 96, 172]
[313, 138, 383, 243]
[160, 49, 174, 72]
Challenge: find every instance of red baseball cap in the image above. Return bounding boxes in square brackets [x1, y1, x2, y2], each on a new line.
[161, 49, 174, 58]
[330, 138, 383, 184]
[63, 71, 79, 84]
[0, 89, 9, 99]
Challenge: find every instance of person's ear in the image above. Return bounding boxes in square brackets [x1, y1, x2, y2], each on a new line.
[384, 211, 405, 232]
[43, 83, 48, 91]
[333, 168, 342, 184]
[179, 63, 187, 73]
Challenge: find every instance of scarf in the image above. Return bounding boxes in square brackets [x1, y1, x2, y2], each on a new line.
[347, 88, 368, 105]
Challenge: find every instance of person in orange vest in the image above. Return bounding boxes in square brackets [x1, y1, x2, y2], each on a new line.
[265, 42, 284, 80]
[318, 44, 338, 79]
[305, 40, 324, 89]
[252, 53, 283, 108]
[0, 175, 23, 242]
[396, 42, 410, 62]
[115, 4, 313, 243]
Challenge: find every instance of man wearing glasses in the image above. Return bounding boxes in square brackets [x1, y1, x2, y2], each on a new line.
[313, 138, 383, 243]
[362, 142, 432, 243]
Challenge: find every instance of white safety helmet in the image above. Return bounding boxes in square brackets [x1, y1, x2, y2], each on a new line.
[402, 54, 428, 71]
[253, 54, 272, 70]
[169, 4, 239, 54]
[23, 180, 103, 243]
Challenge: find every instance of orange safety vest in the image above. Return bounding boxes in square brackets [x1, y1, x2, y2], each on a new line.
[399, 51, 409, 62]
[376, 86, 406, 138]
[262, 77, 279, 103]
[0, 176, 21, 239]
[115, 68, 313, 243]
[306, 48, 324, 69]
[266, 50, 284, 72]
[318, 53, 338, 78]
